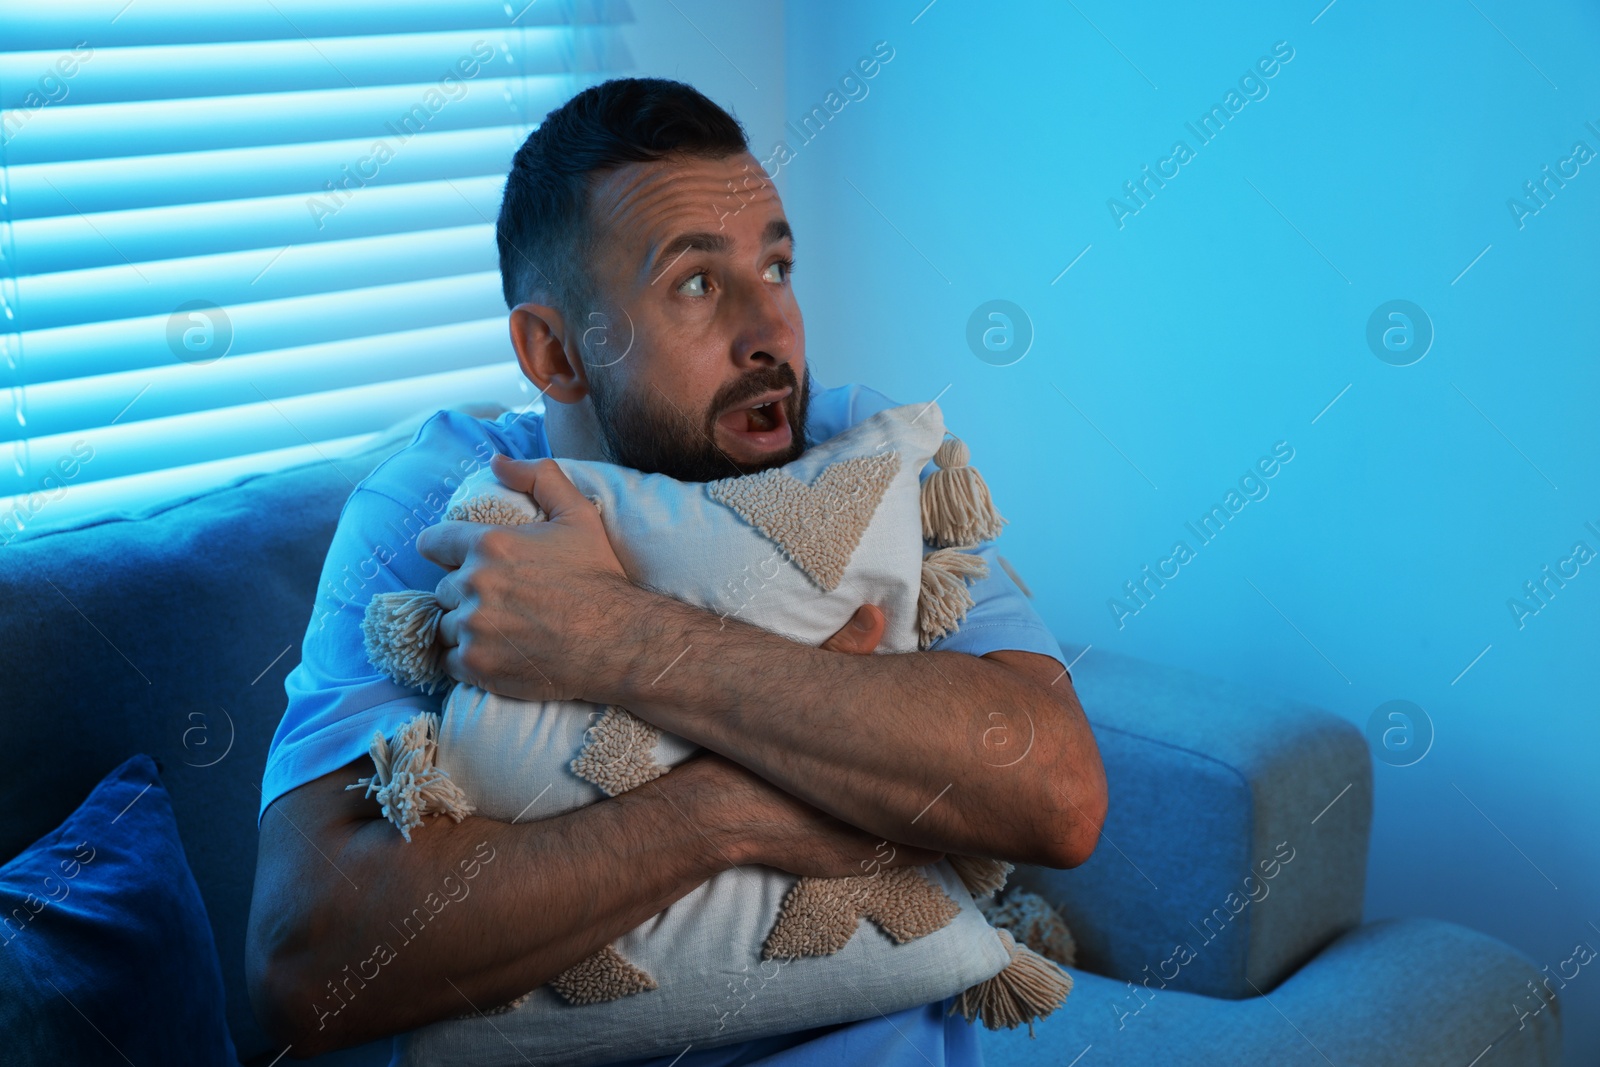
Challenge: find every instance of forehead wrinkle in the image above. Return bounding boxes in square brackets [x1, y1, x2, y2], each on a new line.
[590, 160, 784, 289]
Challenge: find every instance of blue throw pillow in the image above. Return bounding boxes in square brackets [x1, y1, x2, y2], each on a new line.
[0, 754, 237, 1065]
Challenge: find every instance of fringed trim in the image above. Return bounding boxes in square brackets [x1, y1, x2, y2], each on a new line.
[947, 927, 1073, 1037]
[921, 436, 1007, 548]
[345, 711, 475, 843]
[948, 855, 1014, 899]
[549, 943, 659, 1005]
[978, 887, 1078, 968]
[362, 589, 450, 695]
[762, 866, 961, 961]
[569, 706, 669, 797]
[917, 547, 990, 649]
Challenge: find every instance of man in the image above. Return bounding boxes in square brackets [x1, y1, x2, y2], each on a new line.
[246, 77, 1106, 1063]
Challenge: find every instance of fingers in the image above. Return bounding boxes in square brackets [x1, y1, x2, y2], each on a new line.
[819, 603, 886, 655]
[492, 453, 593, 524]
[416, 520, 476, 570]
[433, 571, 467, 648]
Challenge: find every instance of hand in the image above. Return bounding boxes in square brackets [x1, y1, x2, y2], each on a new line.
[819, 603, 886, 655]
[415, 453, 634, 702]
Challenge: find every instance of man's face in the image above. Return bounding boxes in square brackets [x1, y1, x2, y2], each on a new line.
[574, 150, 810, 483]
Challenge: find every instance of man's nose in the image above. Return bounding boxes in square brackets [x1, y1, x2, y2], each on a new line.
[730, 277, 798, 367]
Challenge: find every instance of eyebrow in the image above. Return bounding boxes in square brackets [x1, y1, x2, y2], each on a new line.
[648, 217, 795, 281]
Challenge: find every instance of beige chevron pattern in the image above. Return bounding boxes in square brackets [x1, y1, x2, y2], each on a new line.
[569, 706, 668, 797]
[761, 865, 962, 961]
[549, 943, 660, 1005]
[706, 451, 901, 592]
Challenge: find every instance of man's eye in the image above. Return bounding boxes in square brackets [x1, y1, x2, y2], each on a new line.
[763, 259, 793, 284]
[678, 272, 708, 296]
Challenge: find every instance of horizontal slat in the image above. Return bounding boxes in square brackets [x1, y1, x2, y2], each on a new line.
[0, 430, 385, 542]
[12, 224, 501, 333]
[0, 0, 632, 50]
[0, 360, 536, 496]
[3, 128, 525, 220]
[0, 28, 621, 109]
[0, 2, 614, 527]
[9, 175, 505, 275]
[8, 318, 515, 441]
[4, 74, 578, 165]
[13, 271, 508, 387]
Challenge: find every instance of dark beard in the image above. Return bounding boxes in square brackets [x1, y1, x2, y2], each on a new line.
[586, 361, 813, 482]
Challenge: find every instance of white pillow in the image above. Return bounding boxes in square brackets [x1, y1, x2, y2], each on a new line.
[356, 401, 1070, 1066]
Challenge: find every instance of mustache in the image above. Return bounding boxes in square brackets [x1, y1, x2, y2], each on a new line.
[711, 363, 800, 420]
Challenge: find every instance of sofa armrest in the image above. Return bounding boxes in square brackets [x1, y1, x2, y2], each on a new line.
[1011, 642, 1373, 999]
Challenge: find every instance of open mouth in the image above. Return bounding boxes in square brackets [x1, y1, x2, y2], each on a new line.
[716, 389, 793, 452]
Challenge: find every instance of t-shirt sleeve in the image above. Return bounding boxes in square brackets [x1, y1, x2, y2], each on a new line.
[257, 412, 506, 828]
[831, 383, 1069, 676]
[923, 540, 1069, 678]
[913, 406, 1068, 677]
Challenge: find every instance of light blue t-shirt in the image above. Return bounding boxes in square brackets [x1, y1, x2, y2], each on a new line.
[260, 380, 1068, 1066]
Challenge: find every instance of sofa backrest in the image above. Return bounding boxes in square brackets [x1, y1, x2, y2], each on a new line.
[1, 437, 403, 1060]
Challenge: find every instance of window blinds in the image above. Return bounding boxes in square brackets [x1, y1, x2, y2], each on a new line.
[0, 0, 630, 537]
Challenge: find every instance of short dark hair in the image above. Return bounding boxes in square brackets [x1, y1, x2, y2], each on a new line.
[496, 77, 750, 319]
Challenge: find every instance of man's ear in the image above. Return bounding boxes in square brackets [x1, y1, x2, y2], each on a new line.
[510, 302, 589, 403]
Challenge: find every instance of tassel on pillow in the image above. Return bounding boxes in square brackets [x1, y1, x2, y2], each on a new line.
[346, 711, 474, 842]
[363, 589, 450, 695]
[918, 546, 989, 649]
[360, 482, 557, 696]
[948, 855, 1014, 899]
[948, 927, 1073, 1037]
[921, 436, 1007, 548]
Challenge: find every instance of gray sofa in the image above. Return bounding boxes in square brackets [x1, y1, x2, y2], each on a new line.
[0, 413, 1562, 1065]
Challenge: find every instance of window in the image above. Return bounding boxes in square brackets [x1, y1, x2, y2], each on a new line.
[0, 0, 629, 537]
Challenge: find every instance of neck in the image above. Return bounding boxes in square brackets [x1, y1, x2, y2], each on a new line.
[542, 397, 609, 462]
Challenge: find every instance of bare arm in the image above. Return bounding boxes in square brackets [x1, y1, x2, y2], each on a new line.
[599, 595, 1106, 870]
[418, 455, 1108, 871]
[246, 613, 942, 1058]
